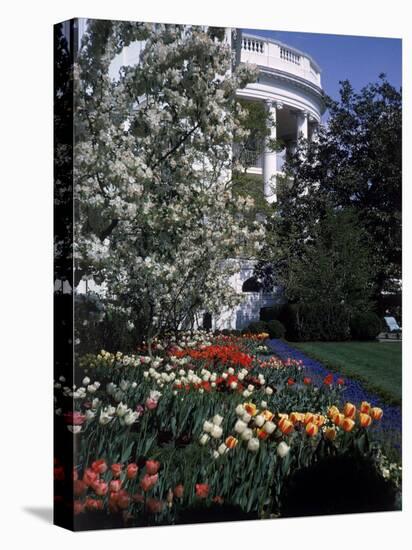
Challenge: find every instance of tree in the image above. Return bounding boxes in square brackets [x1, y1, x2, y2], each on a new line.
[271, 76, 401, 311]
[74, 21, 264, 350]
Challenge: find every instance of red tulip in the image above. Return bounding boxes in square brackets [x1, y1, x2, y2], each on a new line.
[145, 460, 160, 475]
[91, 459, 108, 474]
[195, 483, 209, 499]
[126, 463, 138, 480]
[111, 463, 122, 478]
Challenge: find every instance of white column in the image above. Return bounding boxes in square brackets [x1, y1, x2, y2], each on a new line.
[296, 110, 309, 140]
[263, 99, 281, 204]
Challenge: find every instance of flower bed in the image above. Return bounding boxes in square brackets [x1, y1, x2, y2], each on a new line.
[54, 331, 401, 527]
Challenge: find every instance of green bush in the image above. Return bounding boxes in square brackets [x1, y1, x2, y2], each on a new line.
[243, 321, 269, 335]
[266, 319, 286, 339]
[281, 303, 351, 342]
[350, 312, 382, 341]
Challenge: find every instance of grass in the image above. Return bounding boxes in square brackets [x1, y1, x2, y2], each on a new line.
[291, 341, 402, 405]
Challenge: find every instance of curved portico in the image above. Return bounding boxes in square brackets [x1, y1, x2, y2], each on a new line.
[236, 33, 325, 203]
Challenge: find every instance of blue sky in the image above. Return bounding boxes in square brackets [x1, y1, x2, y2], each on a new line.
[243, 28, 402, 103]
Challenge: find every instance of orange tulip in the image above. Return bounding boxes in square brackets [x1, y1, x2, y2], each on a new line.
[324, 427, 337, 441]
[257, 428, 269, 440]
[262, 410, 274, 422]
[316, 415, 326, 427]
[359, 413, 372, 428]
[342, 417, 355, 432]
[278, 418, 294, 435]
[332, 413, 345, 427]
[304, 412, 315, 425]
[360, 401, 371, 414]
[370, 407, 383, 421]
[225, 436, 238, 449]
[328, 406, 340, 419]
[343, 402, 356, 419]
[244, 402, 258, 417]
[290, 412, 302, 424]
[305, 422, 319, 437]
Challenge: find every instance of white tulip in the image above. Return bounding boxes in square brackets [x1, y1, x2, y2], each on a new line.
[254, 415, 265, 427]
[247, 438, 260, 452]
[242, 390, 250, 398]
[238, 373, 245, 381]
[203, 420, 213, 433]
[213, 450, 220, 459]
[241, 428, 253, 441]
[59, 376, 66, 383]
[230, 382, 238, 390]
[234, 419, 247, 434]
[222, 373, 228, 379]
[87, 384, 97, 394]
[124, 410, 139, 426]
[228, 367, 235, 375]
[261, 401, 267, 409]
[277, 441, 290, 458]
[235, 404, 245, 416]
[82, 377, 91, 386]
[265, 387, 274, 395]
[116, 402, 128, 417]
[199, 433, 210, 445]
[247, 384, 254, 392]
[210, 425, 223, 439]
[218, 443, 228, 455]
[263, 421, 276, 434]
[213, 414, 223, 426]
[242, 413, 252, 423]
[99, 411, 113, 425]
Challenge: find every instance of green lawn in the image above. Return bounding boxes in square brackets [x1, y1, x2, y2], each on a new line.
[292, 341, 402, 405]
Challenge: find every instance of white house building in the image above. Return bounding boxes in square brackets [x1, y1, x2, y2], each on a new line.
[210, 30, 325, 330]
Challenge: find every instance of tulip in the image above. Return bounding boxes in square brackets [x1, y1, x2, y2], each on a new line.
[73, 500, 85, 515]
[370, 407, 383, 421]
[99, 411, 113, 426]
[124, 410, 139, 426]
[146, 498, 164, 514]
[242, 412, 252, 423]
[218, 443, 228, 455]
[324, 427, 337, 441]
[145, 460, 160, 475]
[360, 401, 371, 414]
[332, 413, 345, 427]
[342, 417, 355, 432]
[140, 473, 158, 492]
[277, 441, 290, 458]
[247, 438, 260, 452]
[235, 404, 245, 416]
[265, 387, 273, 395]
[316, 415, 326, 427]
[116, 402, 128, 417]
[145, 398, 158, 410]
[199, 433, 210, 445]
[83, 468, 98, 487]
[241, 428, 253, 441]
[195, 483, 209, 499]
[343, 402, 356, 419]
[203, 420, 213, 433]
[254, 415, 265, 427]
[127, 463, 138, 480]
[303, 377, 312, 385]
[359, 413, 372, 428]
[262, 410, 274, 422]
[289, 412, 302, 424]
[278, 418, 294, 435]
[111, 463, 122, 477]
[225, 436, 238, 449]
[257, 428, 269, 440]
[91, 459, 108, 474]
[174, 484, 184, 498]
[304, 412, 315, 425]
[234, 419, 247, 434]
[305, 422, 319, 437]
[109, 479, 122, 493]
[93, 480, 108, 496]
[213, 414, 223, 426]
[328, 405, 340, 419]
[82, 377, 91, 386]
[210, 425, 223, 439]
[116, 490, 131, 510]
[244, 402, 257, 416]
[263, 421, 276, 434]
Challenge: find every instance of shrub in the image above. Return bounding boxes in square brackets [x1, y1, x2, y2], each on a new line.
[350, 311, 382, 341]
[260, 306, 282, 322]
[281, 303, 351, 342]
[243, 321, 268, 335]
[265, 320, 286, 339]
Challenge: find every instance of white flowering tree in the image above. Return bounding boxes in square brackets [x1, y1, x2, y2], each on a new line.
[74, 21, 264, 349]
